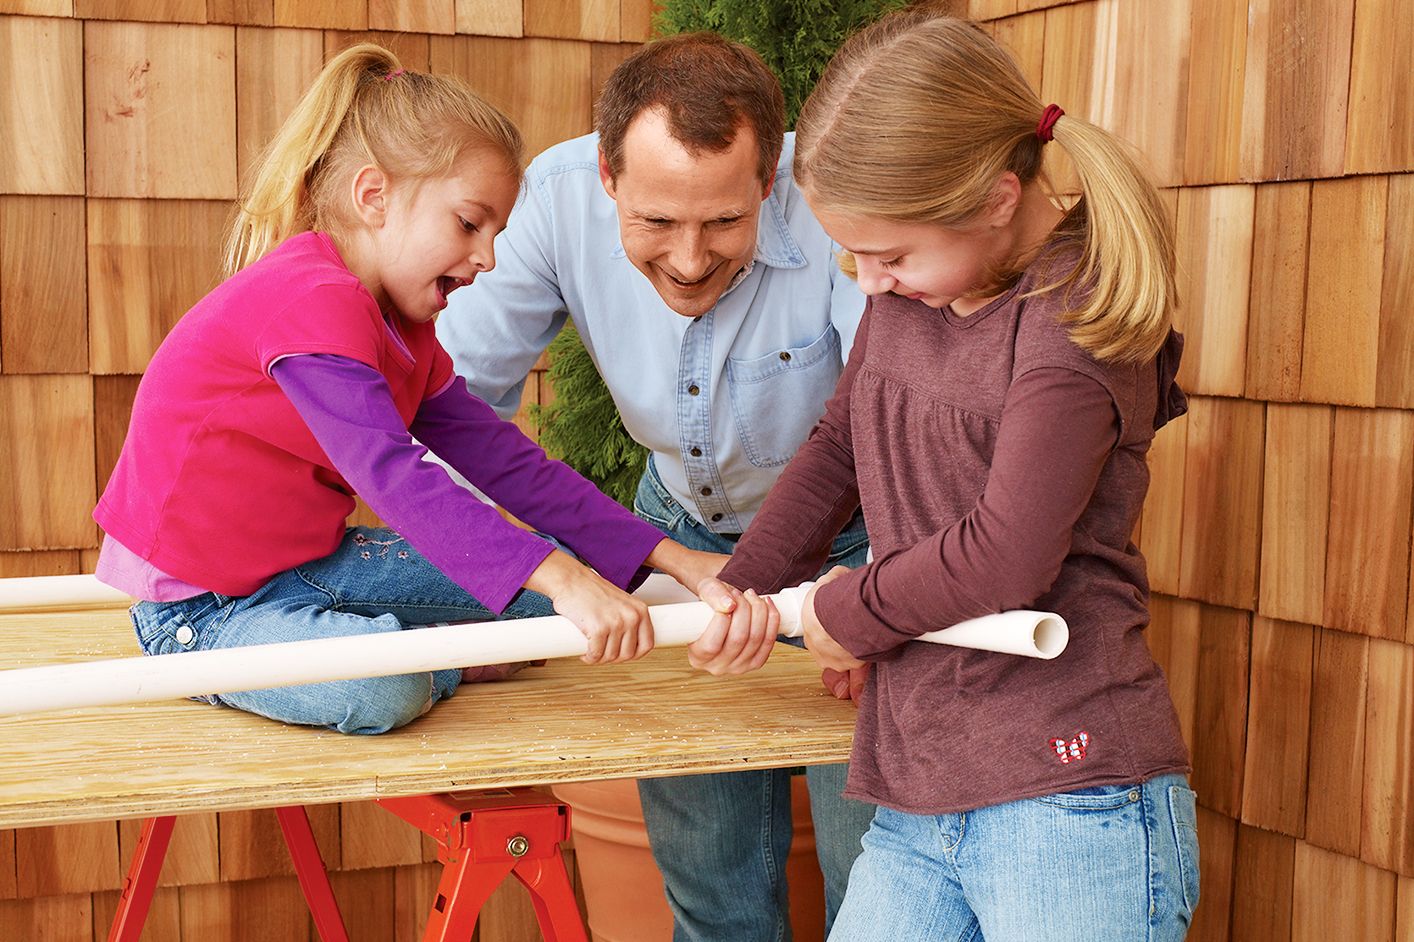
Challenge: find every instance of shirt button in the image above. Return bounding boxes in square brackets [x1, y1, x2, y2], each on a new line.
[690, 447, 702, 457]
[711, 513, 724, 522]
[779, 351, 792, 361]
[700, 486, 712, 496]
[175, 624, 194, 645]
[687, 384, 700, 396]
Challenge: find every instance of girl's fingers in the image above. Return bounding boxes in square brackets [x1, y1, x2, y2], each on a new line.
[745, 600, 780, 672]
[616, 614, 639, 661]
[689, 612, 728, 667]
[582, 624, 608, 664]
[726, 590, 768, 673]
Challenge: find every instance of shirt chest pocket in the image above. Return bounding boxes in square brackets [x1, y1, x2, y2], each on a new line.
[726, 326, 842, 468]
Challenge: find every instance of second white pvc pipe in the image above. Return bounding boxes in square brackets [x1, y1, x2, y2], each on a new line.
[0, 578, 1066, 717]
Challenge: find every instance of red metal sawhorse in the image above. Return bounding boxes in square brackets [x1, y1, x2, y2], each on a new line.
[106, 789, 588, 942]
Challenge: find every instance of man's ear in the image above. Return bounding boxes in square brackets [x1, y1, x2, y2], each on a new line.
[350, 164, 390, 227]
[597, 149, 617, 200]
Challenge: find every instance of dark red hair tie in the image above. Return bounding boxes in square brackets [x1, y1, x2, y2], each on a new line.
[1036, 104, 1064, 142]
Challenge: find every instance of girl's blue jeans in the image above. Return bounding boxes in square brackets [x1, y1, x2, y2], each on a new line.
[129, 526, 557, 735]
[631, 459, 878, 941]
[829, 773, 1201, 942]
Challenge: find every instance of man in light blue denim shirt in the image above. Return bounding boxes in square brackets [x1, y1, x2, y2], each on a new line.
[437, 34, 873, 942]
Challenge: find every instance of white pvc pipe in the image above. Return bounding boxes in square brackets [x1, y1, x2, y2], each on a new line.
[0, 574, 132, 612]
[0, 576, 1065, 717]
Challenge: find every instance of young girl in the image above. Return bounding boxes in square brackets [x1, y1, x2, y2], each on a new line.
[716, 12, 1199, 940]
[94, 45, 742, 735]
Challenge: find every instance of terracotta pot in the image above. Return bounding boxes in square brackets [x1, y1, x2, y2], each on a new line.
[553, 776, 826, 942]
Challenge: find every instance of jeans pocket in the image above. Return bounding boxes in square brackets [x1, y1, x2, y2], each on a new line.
[826, 516, 870, 567]
[633, 461, 686, 533]
[1029, 782, 1142, 811]
[1168, 784, 1201, 914]
[132, 594, 229, 657]
[726, 326, 842, 468]
[633, 497, 677, 533]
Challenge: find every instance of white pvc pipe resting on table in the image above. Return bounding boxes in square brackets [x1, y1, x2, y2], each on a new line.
[0, 575, 1066, 717]
[0, 574, 133, 612]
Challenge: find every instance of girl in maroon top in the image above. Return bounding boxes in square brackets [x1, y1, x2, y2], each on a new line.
[716, 12, 1199, 940]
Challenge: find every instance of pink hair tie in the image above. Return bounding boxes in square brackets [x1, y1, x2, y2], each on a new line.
[383, 68, 406, 81]
[1036, 104, 1064, 142]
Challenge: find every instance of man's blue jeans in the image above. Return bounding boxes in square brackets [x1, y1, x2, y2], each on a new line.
[829, 774, 1201, 941]
[129, 526, 557, 734]
[633, 460, 877, 941]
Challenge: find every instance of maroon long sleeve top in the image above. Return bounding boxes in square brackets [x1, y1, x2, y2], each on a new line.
[719, 252, 1192, 813]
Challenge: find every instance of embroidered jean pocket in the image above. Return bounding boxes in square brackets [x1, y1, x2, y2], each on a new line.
[726, 326, 842, 468]
[1029, 782, 1141, 812]
[1168, 784, 1201, 914]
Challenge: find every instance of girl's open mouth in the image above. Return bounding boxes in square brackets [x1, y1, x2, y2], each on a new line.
[437, 276, 470, 301]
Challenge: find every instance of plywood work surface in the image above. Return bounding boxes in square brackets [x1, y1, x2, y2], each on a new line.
[0, 608, 855, 828]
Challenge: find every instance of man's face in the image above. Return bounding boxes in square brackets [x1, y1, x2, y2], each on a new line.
[601, 107, 771, 318]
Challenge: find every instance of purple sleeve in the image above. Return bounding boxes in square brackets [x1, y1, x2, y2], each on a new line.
[272, 354, 555, 614]
[412, 376, 665, 591]
[817, 367, 1120, 660]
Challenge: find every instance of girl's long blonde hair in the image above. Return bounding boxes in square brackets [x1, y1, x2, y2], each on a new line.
[795, 11, 1176, 364]
[224, 44, 523, 276]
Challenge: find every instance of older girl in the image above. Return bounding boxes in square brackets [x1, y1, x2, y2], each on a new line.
[718, 12, 1199, 939]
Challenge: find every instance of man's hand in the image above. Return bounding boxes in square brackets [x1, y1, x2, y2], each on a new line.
[461, 660, 546, 683]
[687, 577, 778, 675]
[646, 539, 730, 595]
[821, 665, 870, 704]
[802, 566, 865, 673]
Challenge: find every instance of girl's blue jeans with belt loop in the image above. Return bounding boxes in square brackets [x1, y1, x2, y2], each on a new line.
[829, 773, 1202, 942]
[632, 457, 878, 942]
[128, 525, 558, 735]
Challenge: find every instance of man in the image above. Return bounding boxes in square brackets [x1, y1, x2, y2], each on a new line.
[438, 33, 873, 941]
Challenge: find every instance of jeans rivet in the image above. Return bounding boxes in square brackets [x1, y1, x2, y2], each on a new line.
[175, 624, 195, 646]
[1129, 790, 1140, 802]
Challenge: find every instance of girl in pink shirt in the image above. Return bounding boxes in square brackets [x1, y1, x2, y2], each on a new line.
[716, 11, 1199, 940]
[96, 44, 758, 734]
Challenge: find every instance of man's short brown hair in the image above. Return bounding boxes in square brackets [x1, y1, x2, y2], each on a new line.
[596, 33, 786, 186]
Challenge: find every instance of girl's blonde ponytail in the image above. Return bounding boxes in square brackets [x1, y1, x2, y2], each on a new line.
[794, 12, 1176, 364]
[224, 44, 523, 276]
[1040, 116, 1176, 363]
[224, 45, 400, 276]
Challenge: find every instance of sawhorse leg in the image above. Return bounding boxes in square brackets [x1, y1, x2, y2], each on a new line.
[377, 790, 588, 942]
[107, 808, 350, 942]
[107, 815, 175, 942]
[276, 805, 350, 942]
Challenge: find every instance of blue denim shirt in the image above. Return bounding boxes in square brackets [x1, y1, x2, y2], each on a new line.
[437, 132, 866, 533]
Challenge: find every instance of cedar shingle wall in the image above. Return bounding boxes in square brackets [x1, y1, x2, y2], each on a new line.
[966, 1, 1414, 939]
[1, 0, 1410, 937]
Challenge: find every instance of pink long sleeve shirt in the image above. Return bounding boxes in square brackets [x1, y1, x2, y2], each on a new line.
[96, 231, 662, 611]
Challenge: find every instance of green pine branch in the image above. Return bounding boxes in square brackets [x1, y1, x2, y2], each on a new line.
[530, 325, 647, 507]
